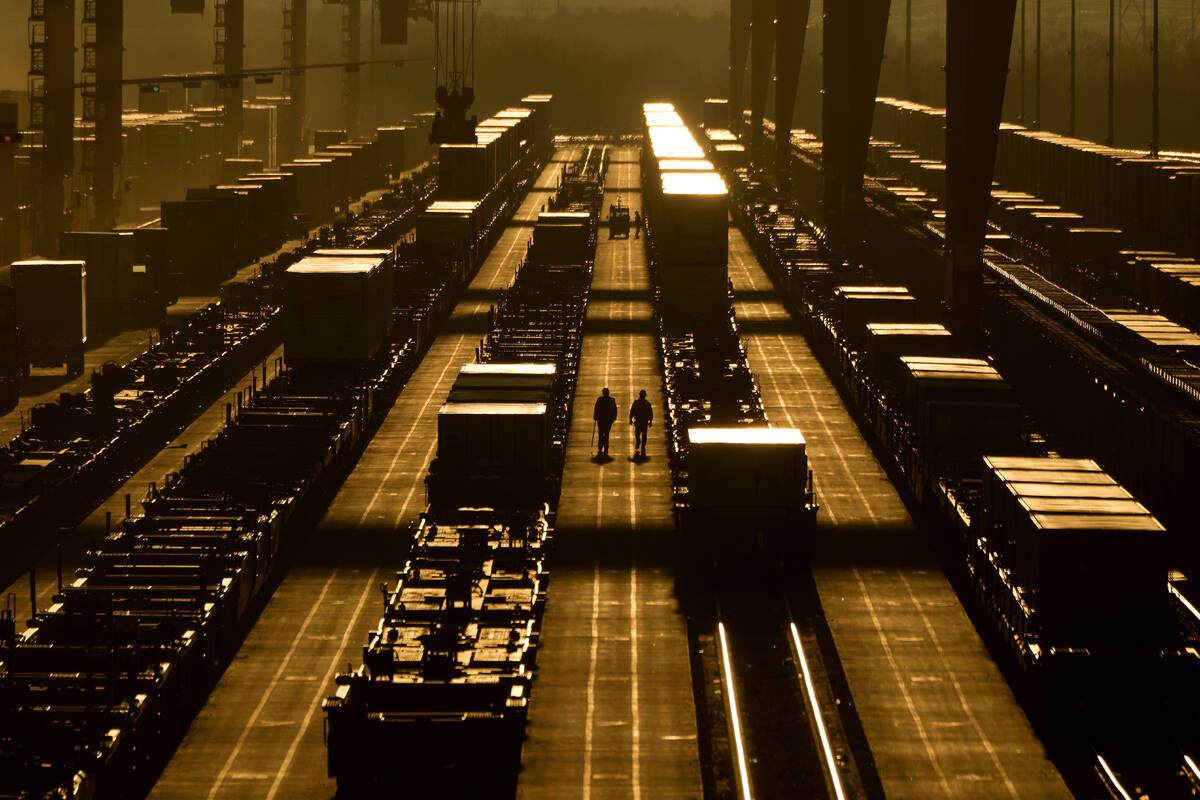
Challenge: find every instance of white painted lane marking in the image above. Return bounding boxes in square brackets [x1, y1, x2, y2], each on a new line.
[263, 568, 379, 800]
[852, 567, 951, 795]
[897, 571, 1020, 799]
[206, 570, 341, 800]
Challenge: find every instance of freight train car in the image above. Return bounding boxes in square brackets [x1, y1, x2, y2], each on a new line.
[640, 103, 817, 571]
[0, 99, 558, 800]
[324, 143, 601, 795]
[727, 146, 1200, 792]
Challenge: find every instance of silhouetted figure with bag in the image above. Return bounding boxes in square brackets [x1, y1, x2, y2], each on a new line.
[593, 388, 617, 456]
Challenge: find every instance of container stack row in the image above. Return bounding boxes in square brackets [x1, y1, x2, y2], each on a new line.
[0, 218, 499, 798]
[640, 102, 730, 324]
[419, 96, 555, 264]
[160, 128, 401, 288]
[729, 156, 1200, 742]
[873, 97, 1200, 316]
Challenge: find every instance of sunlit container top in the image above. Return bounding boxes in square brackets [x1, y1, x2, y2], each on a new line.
[459, 363, 556, 376]
[478, 117, 520, 130]
[866, 323, 952, 336]
[287, 254, 385, 274]
[1007, 482, 1133, 499]
[661, 171, 727, 196]
[1028, 513, 1165, 533]
[438, 401, 547, 416]
[984, 455, 1102, 472]
[644, 110, 685, 127]
[689, 427, 806, 446]
[426, 200, 482, 213]
[537, 211, 591, 224]
[648, 126, 703, 159]
[705, 128, 738, 143]
[659, 158, 716, 172]
[993, 468, 1118, 485]
[835, 285, 910, 295]
[312, 249, 392, 260]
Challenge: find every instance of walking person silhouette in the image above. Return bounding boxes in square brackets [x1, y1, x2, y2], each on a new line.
[629, 389, 653, 458]
[593, 388, 617, 456]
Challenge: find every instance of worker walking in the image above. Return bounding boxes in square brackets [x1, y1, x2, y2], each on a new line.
[629, 389, 653, 457]
[593, 388, 618, 456]
[633, 210, 644, 239]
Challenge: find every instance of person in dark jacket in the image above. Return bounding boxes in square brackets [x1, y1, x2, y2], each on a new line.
[629, 389, 653, 457]
[593, 388, 617, 455]
[633, 210, 644, 239]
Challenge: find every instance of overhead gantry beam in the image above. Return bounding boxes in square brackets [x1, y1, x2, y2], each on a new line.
[774, 0, 811, 191]
[216, 0, 245, 157]
[92, 0, 124, 230]
[945, 0, 1017, 335]
[821, 0, 891, 264]
[730, 0, 752, 131]
[749, 0, 776, 158]
[284, 0, 308, 161]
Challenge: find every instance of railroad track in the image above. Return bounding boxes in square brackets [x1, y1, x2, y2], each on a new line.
[715, 577, 876, 800]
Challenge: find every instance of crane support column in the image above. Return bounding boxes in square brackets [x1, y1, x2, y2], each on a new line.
[216, 0, 245, 157]
[92, 0, 123, 230]
[344, 0, 362, 137]
[31, 0, 76, 253]
[0, 104, 18, 265]
[748, 0, 775, 158]
[945, 0, 1016, 335]
[730, 0, 751, 132]
[284, 0, 307, 160]
[821, 0, 890, 264]
[774, 0, 811, 191]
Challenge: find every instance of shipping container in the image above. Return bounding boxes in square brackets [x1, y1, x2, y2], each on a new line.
[687, 427, 807, 512]
[283, 253, 391, 363]
[10, 260, 86, 373]
[447, 362, 557, 405]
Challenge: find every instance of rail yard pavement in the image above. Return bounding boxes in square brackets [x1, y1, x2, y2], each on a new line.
[0, 345, 285, 630]
[518, 149, 703, 800]
[726, 228, 1072, 800]
[147, 151, 576, 800]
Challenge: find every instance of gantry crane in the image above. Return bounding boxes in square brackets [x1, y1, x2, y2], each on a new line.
[430, 0, 479, 144]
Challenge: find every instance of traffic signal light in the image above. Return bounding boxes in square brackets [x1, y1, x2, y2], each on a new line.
[139, 84, 161, 94]
[217, 78, 241, 89]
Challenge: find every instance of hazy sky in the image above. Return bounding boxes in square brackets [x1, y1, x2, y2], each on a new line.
[0, 0, 726, 91]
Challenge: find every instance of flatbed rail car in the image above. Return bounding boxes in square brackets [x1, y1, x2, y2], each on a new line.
[0, 96, 557, 800]
[322, 509, 550, 797]
[0, 172, 437, 591]
[0, 320, 416, 800]
[323, 144, 602, 794]
[725, 155, 1200, 793]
